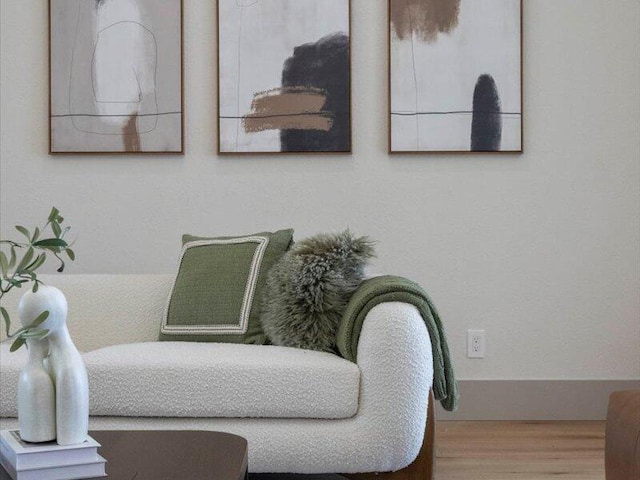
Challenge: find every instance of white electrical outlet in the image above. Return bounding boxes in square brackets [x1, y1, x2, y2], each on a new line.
[467, 330, 485, 358]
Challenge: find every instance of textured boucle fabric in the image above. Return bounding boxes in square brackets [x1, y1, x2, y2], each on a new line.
[1, 303, 433, 474]
[261, 231, 375, 352]
[82, 342, 359, 419]
[0, 344, 27, 417]
[0, 274, 172, 352]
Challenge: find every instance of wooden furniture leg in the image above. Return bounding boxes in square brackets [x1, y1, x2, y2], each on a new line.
[343, 390, 436, 480]
[605, 390, 640, 480]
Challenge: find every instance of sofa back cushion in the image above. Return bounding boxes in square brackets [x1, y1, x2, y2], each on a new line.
[159, 229, 294, 344]
[0, 274, 173, 353]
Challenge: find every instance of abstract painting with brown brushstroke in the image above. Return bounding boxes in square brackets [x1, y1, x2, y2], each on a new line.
[389, 0, 522, 153]
[218, 0, 351, 153]
[390, 0, 461, 43]
[50, 0, 183, 154]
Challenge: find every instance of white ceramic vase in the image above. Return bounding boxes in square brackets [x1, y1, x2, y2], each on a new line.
[18, 286, 89, 445]
[17, 336, 56, 443]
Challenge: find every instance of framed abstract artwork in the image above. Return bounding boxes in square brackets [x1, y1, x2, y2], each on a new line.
[49, 0, 184, 154]
[217, 0, 351, 154]
[389, 0, 522, 153]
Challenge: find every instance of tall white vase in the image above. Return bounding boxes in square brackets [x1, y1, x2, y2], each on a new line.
[18, 286, 89, 446]
[16, 336, 56, 443]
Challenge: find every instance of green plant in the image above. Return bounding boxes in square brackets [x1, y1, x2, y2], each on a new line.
[0, 207, 75, 351]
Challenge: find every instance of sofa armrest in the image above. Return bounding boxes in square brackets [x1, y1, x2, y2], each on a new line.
[352, 302, 433, 472]
[337, 275, 457, 413]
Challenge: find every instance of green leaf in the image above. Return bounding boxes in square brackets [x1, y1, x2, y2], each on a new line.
[66, 248, 75, 261]
[18, 271, 37, 282]
[48, 207, 60, 223]
[32, 281, 39, 293]
[31, 227, 40, 243]
[15, 247, 34, 273]
[0, 251, 8, 278]
[1, 306, 10, 337]
[21, 329, 49, 339]
[51, 221, 62, 238]
[30, 310, 49, 329]
[15, 226, 30, 240]
[7, 325, 29, 338]
[33, 239, 68, 248]
[10, 337, 26, 352]
[9, 246, 16, 269]
[27, 253, 46, 272]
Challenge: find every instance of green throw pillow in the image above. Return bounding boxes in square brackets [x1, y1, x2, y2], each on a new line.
[160, 229, 294, 344]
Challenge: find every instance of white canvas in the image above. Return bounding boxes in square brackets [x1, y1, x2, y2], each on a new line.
[390, 0, 522, 153]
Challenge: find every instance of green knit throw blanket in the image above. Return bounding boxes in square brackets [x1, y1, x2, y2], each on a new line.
[336, 275, 459, 412]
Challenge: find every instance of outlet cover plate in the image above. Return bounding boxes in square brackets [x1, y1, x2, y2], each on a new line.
[467, 330, 486, 358]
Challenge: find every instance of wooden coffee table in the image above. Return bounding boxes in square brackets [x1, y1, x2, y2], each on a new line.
[1, 430, 248, 480]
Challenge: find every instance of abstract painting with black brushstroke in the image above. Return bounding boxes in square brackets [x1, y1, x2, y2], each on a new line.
[217, 0, 351, 154]
[389, 0, 522, 153]
[50, 0, 183, 154]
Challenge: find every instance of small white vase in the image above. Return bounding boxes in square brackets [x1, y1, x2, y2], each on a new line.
[17, 336, 56, 443]
[18, 286, 89, 446]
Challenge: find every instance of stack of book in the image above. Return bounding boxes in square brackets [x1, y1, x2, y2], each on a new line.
[0, 430, 106, 480]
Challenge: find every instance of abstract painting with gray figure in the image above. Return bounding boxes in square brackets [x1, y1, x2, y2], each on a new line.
[50, 0, 183, 153]
[218, 0, 351, 153]
[389, 0, 522, 153]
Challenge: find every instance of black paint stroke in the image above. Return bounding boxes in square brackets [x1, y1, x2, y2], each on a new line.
[280, 33, 350, 152]
[471, 74, 503, 152]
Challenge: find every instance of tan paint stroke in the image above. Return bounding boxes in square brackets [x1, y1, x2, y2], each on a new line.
[391, 0, 461, 43]
[122, 113, 141, 152]
[243, 87, 333, 133]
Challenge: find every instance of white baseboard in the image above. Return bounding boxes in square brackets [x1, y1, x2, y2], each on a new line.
[436, 380, 640, 420]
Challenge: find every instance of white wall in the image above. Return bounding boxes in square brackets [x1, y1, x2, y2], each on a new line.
[1, 0, 639, 381]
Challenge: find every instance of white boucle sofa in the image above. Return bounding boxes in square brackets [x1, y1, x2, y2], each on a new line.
[0, 275, 434, 476]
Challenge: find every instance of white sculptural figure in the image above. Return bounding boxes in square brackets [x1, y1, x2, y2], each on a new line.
[17, 334, 56, 443]
[18, 286, 89, 445]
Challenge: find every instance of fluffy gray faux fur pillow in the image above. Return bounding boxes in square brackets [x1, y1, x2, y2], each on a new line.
[260, 231, 375, 353]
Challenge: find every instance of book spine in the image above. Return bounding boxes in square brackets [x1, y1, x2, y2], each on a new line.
[15, 447, 100, 470]
[0, 442, 17, 470]
[20, 457, 106, 480]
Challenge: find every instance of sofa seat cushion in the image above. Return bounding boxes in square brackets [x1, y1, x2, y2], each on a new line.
[83, 342, 360, 419]
[0, 343, 27, 417]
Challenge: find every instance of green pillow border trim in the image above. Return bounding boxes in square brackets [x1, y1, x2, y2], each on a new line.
[161, 235, 270, 336]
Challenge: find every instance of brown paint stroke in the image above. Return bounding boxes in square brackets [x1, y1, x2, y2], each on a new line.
[122, 113, 141, 152]
[244, 115, 332, 133]
[243, 87, 333, 133]
[251, 87, 327, 115]
[391, 0, 461, 43]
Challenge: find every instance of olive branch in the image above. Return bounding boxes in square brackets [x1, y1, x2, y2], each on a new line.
[0, 208, 75, 351]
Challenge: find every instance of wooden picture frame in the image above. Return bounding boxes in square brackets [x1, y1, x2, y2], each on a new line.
[216, 0, 352, 155]
[49, 0, 185, 155]
[388, 0, 523, 154]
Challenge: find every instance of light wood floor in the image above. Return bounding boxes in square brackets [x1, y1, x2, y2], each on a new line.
[435, 421, 606, 480]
